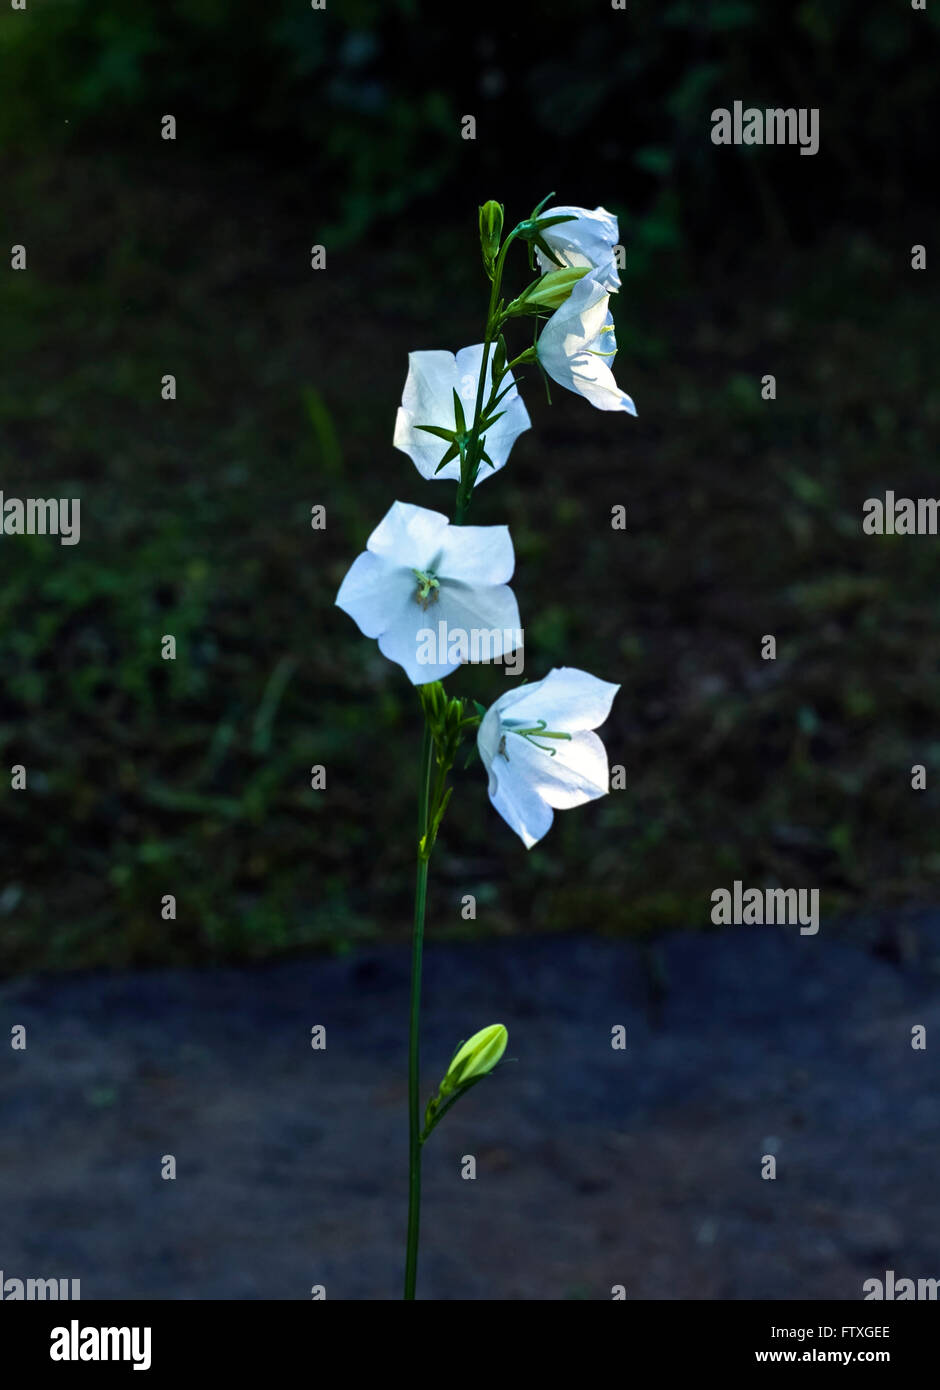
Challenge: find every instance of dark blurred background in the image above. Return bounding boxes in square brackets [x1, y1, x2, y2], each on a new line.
[1, 0, 939, 1304]
[1, 0, 938, 971]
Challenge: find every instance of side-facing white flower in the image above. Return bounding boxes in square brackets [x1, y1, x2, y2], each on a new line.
[477, 667, 619, 848]
[536, 273, 637, 415]
[534, 204, 621, 294]
[393, 345, 530, 484]
[335, 501, 521, 685]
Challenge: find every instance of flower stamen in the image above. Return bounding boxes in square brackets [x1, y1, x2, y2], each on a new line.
[504, 717, 572, 757]
[413, 569, 441, 610]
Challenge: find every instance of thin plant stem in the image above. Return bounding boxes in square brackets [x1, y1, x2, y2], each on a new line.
[404, 219, 520, 1294]
[455, 230, 518, 525]
[404, 718, 433, 1299]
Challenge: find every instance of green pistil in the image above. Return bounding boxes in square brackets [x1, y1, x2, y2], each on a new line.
[413, 569, 441, 610]
[587, 324, 617, 358]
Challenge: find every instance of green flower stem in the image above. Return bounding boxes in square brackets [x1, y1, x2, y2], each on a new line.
[506, 353, 531, 372]
[405, 219, 522, 1294]
[404, 717, 433, 1300]
[455, 230, 519, 525]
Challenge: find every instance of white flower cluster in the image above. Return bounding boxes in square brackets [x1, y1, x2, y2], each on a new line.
[336, 204, 631, 846]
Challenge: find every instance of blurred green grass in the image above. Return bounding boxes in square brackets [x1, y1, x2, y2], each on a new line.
[1, 154, 938, 972]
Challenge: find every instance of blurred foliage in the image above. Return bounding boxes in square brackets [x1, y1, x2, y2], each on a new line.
[0, 147, 938, 971]
[1, 0, 937, 248]
[0, 4, 938, 971]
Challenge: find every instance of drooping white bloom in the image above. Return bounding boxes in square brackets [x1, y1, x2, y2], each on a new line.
[534, 205, 621, 294]
[477, 667, 619, 848]
[335, 501, 521, 685]
[536, 273, 637, 415]
[393, 345, 531, 484]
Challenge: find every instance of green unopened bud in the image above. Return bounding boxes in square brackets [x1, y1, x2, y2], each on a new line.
[440, 1023, 508, 1096]
[505, 266, 588, 316]
[479, 201, 504, 279]
[490, 333, 507, 385]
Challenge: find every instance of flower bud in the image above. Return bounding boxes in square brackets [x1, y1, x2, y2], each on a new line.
[479, 201, 504, 279]
[505, 266, 589, 316]
[440, 1023, 508, 1096]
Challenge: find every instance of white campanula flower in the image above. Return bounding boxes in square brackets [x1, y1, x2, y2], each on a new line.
[335, 501, 521, 685]
[534, 204, 621, 294]
[477, 667, 619, 848]
[536, 273, 637, 415]
[393, 345, 530, 485]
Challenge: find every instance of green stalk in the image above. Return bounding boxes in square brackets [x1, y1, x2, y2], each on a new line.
[404, 719, 433, 1299]
[404, 220, 521, 1293]
[455, 231, 518, 525]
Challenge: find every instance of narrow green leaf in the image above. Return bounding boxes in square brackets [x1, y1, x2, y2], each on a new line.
[433, 442, 461, 473]
[533, 234, 566, 268]
[531, 213, 578, 231]
[529, 190, 556, 219]
[452, 388, 467, 434]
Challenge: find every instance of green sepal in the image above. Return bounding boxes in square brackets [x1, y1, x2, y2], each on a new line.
[528, 190, 555, 220]
[532, 234, 565, 268]
[490, 334, 507, 385]
[452, 388, 467, 434]
[415, 423, 457, 442]
[421, 1075, 484, 1143]
[433, 441, 462, 472]
[538, 357, 553, 405]
[487, 378, 518, 410]
[504, 266, 587, 318]
[530, 213, 579, 231]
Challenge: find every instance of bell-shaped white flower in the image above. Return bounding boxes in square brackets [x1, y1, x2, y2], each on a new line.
[536, 273, 637, 415]
[534, 204, 621, 294]
[336, 501, 521, 685]
[393, 345, 531, 485]
[477, 667, 619, 848]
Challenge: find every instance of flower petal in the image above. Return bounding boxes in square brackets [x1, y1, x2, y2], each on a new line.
[534, 205, 621, 293]
[475, 393, 530, 479]
[393, 405, 458, 481]
[432, 582, 522, 663]
[564, 352, 637, 414]
[366, 500, 449, 566]
[336, 501, 521, 684]
[477, 702, 503, 783]
[377, 605, 461, 685]
[537, 274, 636, 415]
[394, 350, 462, 481]
[378, 579, 520, 684]
[487, 760, 555, 849]
[503, 729, 610, 809]
[334, 551, 415, 639]
[403, 350, 459, 418]
[394, 345, 530, 485]
[501, 667, 619, 732]
[437, 522, 515, 585]
[454, 345, 531, 479]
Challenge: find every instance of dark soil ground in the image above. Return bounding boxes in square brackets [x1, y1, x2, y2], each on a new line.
[2, 913, 938, 1300]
